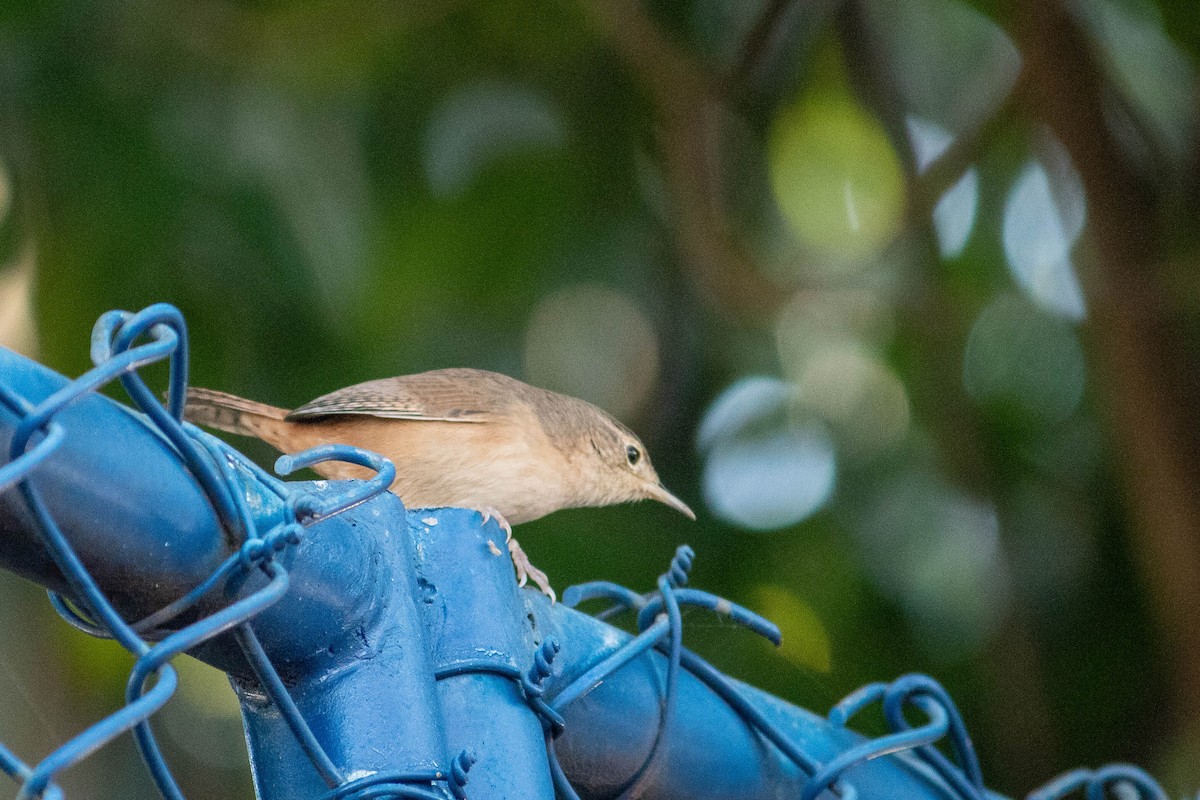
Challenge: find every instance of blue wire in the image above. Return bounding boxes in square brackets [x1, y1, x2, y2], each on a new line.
[235, 622, 345, 788]
[801, 696, 949, 800]
[321, 771, 446, 799]
[338, 787, 447, 800]
[636, 587, 782, 646]
[614, 573, 685, 799]
[127, 562, 292, 800]
[549, 616, 670, 710]
[0, 395, 63, 493]
[1026, 765, 1171, 800]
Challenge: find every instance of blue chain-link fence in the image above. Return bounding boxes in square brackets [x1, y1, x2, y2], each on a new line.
[0, 305, 1183, 800]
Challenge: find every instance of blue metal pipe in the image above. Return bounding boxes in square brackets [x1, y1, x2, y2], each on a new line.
[0, 347, 391, 673]
[0, 346, 233, 608]
[526, 587, 981, 800]
[0, 344, 998, 800]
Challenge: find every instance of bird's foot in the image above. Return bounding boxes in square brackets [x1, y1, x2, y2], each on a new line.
[479, 507, 556, 603]
[508, 537, 555, 604]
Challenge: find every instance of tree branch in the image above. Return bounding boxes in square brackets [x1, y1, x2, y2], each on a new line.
[1016, 0, 1200, 742]
[730, 0, 801, 94]
[578, 0, 793, 318]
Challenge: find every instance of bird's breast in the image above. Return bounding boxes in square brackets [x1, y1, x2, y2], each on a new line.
[292, 415, 570, 524]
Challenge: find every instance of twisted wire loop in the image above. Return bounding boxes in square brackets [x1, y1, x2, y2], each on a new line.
[819, 683, 1187, 800]
[556, 548, 1190, 800]
[0, 305, 457, 800]
[523, 639, 565, 737]
[551, 546, 793, 800]
[1026, 765, 1173, 800]
[803, 674, 985, 800]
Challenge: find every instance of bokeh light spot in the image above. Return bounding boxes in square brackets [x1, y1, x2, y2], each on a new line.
[964, 293, 1086, 423]
[796, 342, 911, 460]
[856, 472, 1011, 659]
[0, 250, 37, 357]
[754, 585, 832, 672]
[703, 430, 836, 531]
[905, 116, 954, 174]
[1082, 0, 1197, 166]
[424, 80, 566, 199]
[933, 167, 978, 259]
[775, 289, 895, 370]
[699, 377, 836, 531]
[769, 95, 905, 264]
[1002, 141, 1087, 321]
[907, 116, 979, 259]
[524, 285, 659, 420]
[696, 376, 793, 451]
[863, 0, 1021, 136]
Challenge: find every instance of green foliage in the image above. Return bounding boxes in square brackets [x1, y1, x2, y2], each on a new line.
[1, 0, 1198, 796]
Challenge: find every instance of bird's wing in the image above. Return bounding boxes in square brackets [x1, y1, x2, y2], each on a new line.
[285, 369, 522, 423]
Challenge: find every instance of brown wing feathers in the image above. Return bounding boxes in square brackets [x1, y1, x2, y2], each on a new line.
[182, 388, 288, 437]
[285, 370, 510, 423]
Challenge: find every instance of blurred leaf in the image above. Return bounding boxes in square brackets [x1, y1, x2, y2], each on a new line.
[862, 0, 1020, 136]
[1078, 0, 1198, 169]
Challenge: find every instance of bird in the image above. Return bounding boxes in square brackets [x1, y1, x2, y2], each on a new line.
[182, 368, 694, 601]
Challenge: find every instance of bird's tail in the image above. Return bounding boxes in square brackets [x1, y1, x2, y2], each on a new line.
[183, 388, 291, 446]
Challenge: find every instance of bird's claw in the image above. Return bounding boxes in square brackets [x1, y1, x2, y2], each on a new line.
[479, 508, 555, 602]
[508, 537, 556, 604]
[480, 507, 514, 542]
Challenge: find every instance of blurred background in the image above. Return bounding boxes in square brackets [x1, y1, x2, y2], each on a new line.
[0, 0, 1198, 797]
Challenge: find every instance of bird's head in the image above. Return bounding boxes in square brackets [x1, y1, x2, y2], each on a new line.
[576, 412, 695, 520]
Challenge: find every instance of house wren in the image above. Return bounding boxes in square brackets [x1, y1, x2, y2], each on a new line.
[183, 368, 694, 600]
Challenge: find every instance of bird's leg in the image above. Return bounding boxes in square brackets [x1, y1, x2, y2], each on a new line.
[479, 508, 556, 603]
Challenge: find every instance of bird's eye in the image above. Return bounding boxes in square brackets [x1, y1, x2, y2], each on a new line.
[626, 445, 641, 465]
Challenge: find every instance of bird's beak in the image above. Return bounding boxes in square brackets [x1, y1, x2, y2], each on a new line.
[646, 482, 696, 520]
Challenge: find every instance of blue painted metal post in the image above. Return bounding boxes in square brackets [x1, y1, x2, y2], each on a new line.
[234, 495, 453, 800]
[407, 509, 556, 800]
[0, 346, 464, 799]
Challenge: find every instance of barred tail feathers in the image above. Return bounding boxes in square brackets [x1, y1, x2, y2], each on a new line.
[183, 388, 291, 445]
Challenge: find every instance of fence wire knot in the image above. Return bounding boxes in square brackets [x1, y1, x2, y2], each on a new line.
[808, 674, 984, 800]
[447, 750, 476, 800]
[523, 638, 565, 737]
